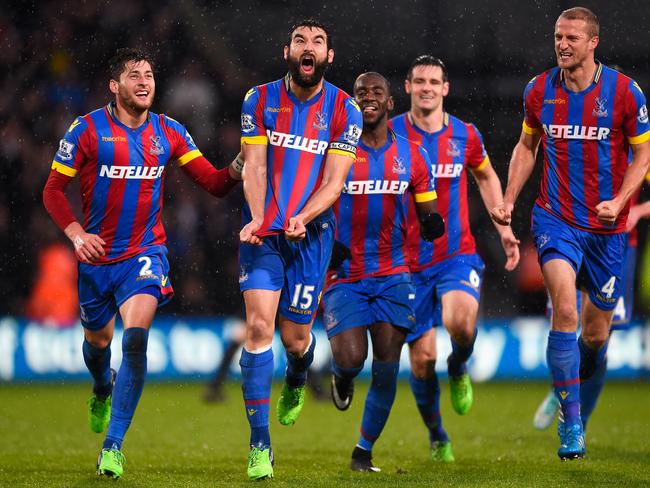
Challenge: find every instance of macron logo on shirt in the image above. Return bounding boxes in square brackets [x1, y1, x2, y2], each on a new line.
[543, 124, 610, 140]
[99, 165, 165, 179]
[267, 130, 328, 155]
[344, 180, 409, 195]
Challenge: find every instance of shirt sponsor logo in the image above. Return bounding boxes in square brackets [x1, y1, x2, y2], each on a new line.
[99, 165, 165, 179]
[432, 163, 463, 178]
[543, 98, 566, 104]
[267, 130, 328, 155]
[56, 140, 75, 161]
[542, 124, 610, 140]
[101, 136, 127, 142]
[241, 114, 255, 133]
[266, 107, 291, 113]
[638, 104, 649, 124]
[593, 97, 608, 118]
[343, 179, 409, 195]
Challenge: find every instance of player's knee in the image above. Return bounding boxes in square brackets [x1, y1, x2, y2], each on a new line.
[446, 313, 474, 344]
[552, 303, 579, 329]
[85, 331, 112, 349]
[410, 350, 437, 380]
[123, 327, 148, 354]
[333, 348, 367, 370]
[580, 331, 608, 349]
[246, 317, 274, 344]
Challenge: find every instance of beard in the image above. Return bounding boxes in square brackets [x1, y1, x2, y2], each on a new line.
[286, 53, 329, 88]
[118, 86, 153, 113]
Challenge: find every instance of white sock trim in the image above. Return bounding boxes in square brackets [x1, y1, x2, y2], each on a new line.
[244, 343, 272, 354]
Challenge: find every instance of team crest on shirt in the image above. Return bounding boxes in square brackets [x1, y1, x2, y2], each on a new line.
[343, 124, 362, 145]
[313, 111, 329, 131]
[149, 136, 165, 155]
[638, 104, 649, 124]
[593, 97, 608, 118]
[447, 140, 461, 158]
[241, 114, 255, 133]
[392, 157, 406, 175]
[56, 139, 75, 161]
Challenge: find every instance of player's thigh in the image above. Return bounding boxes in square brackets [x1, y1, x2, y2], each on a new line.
[369, 321, 406, 363]
[541, 259, 579, 330]
[119, 293, 158, 330]
[279, 214, 335, 325]
[435, 254, 483, 333]
[84, 316, 116, 348]
[581, 296, 613, 346]
[328, 325, 369, 369]
[440, 290, 479, 334]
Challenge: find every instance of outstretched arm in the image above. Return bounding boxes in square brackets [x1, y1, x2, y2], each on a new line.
[43, 170, 105, 263]
[181, 153, 243, 197]
[491, 128, 541, 226]
[471, 161, 520, 271]
[285, 152, 354, 241]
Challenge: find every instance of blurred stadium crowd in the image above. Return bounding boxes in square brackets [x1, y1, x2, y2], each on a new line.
[2, 0, 649, 323]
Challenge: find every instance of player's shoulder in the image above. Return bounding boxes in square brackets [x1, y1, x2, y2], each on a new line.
[324, 80, 360, 112]
[158, 112, 185, 130]
[525, 67, 559, 92]
[395, 131, 428, 159]
[63, 106, 107, 137]
[389, 112, 408, 126]
[244, 78, 283, 103]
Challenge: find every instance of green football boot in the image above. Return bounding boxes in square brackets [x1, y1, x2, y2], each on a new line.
[276, 383, 306, 426]
[247, 446, 274, 480]
[87, 368, 116, 433]
[430, 440, 455, 462]
[96, 447, 126, 479]
[449, 373, 473, 415]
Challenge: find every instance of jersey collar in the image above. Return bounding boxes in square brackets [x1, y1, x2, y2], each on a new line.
[558, 60, 603, 89]
[407, 111, 449, 137]
[283, 73, 325, 107]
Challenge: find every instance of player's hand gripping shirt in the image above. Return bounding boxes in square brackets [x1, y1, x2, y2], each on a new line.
[522, 63, 650, 233]
[51, 102, 202, 263]
[240, 77, 362, 235]
[391, 112, 489, 271]
[331, 130, 436, 282]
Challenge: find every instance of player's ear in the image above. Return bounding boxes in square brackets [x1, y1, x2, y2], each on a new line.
[327, 48, 334, 64]
[387, 96, 394, 112]
[283, 45, 289, 61]
[589, 35, 599, 51]
[442, 81, 450, 97]
[404, 79, 411, 95]
[109, 79, 119, 95]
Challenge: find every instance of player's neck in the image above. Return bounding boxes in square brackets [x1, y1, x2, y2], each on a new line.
[561, 58, 598, 92]
[361, 123, 389, 149]
[288, 76, 324, 103]
[409, 106, 444, 133]
[113, 100, 148, 129]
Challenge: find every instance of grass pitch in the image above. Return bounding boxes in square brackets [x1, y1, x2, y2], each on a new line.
[1, 381, 649, 487]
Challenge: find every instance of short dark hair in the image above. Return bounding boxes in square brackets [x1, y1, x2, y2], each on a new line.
[288, 19, 332, 50]
[407, 55, 448, 82]
[355, 71, 391, 93]
[108, 48, 155, 81]
[558, 6, 599, 37]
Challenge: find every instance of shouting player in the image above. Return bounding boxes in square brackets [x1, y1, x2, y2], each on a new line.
[492, 7, 649, 460]
[324, 72, 444, 472]
[42, 48, 242, 478]
[237, 20, 362, 480]
[390, 55, 520, 461]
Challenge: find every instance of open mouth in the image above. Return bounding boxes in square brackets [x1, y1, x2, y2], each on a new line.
[135, 90, 150, 100]
[559, 52, 572, 61]
[300, 55, 315, 73]
[362, 104, 378, 114]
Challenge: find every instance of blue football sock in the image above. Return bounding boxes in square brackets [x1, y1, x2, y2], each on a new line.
[409, 371, 448, 443]
[240, 347, 274, 448]
[83, 339, 112, 398]
[448, 329, 477, 378]
[579, 337, 608, 429]
[332, 361, 363, 380]
[547, 330, 581, 427]
[285, 332, 315, 388]
[357, 361, 399, 451]
[104, 327, 149, 450]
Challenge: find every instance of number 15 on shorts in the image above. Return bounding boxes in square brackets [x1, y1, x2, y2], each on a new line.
[291, 284, 315, 310]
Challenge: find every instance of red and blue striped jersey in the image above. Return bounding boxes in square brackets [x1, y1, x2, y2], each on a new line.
[240, 77, 362, 235]
[522, 62, 650, 233]
[390, 112, 489, 271]
[331, 130, 436, 282]
[51, 102, 202, 264]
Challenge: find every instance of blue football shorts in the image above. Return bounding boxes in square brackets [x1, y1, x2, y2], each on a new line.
[78, 244, 173, 330]
[322, 272, 416, 339]
[239, 212, 335, 325]
[406, 253, 484, 344]
[532, 204, 627, 312]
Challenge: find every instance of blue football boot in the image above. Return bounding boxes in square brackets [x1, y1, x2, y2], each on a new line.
[557, 422, 586, 461]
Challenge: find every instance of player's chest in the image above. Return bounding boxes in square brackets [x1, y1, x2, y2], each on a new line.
[343, 149, 410, 196]
[421, 135, 466, 179]
[95, 129, 171, 167]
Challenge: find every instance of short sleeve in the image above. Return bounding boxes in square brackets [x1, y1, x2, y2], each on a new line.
[467, 124, 490, 171]
[412, 146, 437, 203]
[522, 76, 541, 135]
[240, 86, 268, 145]
[51, 117, 89, 177]
[327, 97, 362, 158]
[164, 115, 202, 166]
[623, 80, 650, 145]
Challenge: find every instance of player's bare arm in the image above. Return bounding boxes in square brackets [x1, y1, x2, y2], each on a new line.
[596, 140, 650, 225]
[627, 198, 650, 231]
[285, 152, 354, 241]
[491, 129, 541, 225]
[240, 142, 268, 245]
[471, 161, 521, 270]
